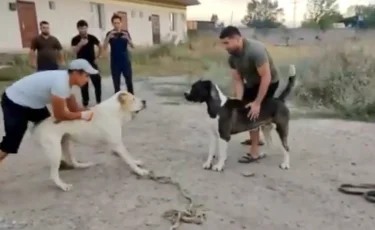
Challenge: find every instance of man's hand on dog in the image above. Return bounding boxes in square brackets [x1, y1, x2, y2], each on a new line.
[81, 111, 94, 121]
[246, 101, 260, 120]
[54, 111, 94, 124]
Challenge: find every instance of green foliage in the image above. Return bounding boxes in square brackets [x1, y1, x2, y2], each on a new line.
[301, 0, 343, 30]
[210, 14, 219, 23]
[241, 0, 285, 28]
[351, 4, 375, 28]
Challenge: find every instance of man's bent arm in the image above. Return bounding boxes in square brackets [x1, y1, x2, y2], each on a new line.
[51, 95, 81, 121]
[97, 44, 103, 58]
[72, 44, 84, 54]
[29, 49, 36, 65]
[103, 32, 111, 52]
[66, 94, 84, 112]
[55, 38, 64, 64]
[71, 37, 82, 54]
[255, 62, 271, 104]
[93, 36, 103, 58]
[126, 30, 134, 48]
[252, 46, 271, 104]
[29, 38, 37, 65]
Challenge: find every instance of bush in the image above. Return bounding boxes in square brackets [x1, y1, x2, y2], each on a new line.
[294, 40, 375, 119]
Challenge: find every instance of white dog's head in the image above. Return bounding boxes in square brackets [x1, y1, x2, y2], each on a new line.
[117, 91, 146, 115]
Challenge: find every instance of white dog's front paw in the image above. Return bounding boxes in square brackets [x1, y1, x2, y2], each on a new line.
[133, 159, 144, 167]
[58, 183, 73, 192]
[202, 161, 212, 170]
[279, 162, 290, 170]
[75, 161, 94, 169]
[212, 162, 225, 172]
[136, 168, 149, 176]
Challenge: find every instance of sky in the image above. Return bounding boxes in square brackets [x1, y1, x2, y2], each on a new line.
[186, 0, 373, 27]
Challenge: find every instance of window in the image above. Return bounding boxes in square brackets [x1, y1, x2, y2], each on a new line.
[139, 11, 144, 18]
[131, 10, 136, 18]
[90, 2, 105, 29]
[48, 1, 56, 10]
[169, 12, 177, 31]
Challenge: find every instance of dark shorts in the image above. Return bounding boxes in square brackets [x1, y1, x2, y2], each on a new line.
[0, 93, 50, 154]
[242, 81, 279, 102]
[37, 62, 59, 71]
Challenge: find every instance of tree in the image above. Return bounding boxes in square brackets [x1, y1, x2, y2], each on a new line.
[241, 0, 284, 29]
[351, 4, 375, 28]
[301, 0, 343, 30]
[210, 14, 219, 24]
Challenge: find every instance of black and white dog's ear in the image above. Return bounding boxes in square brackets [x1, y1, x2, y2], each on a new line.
[201, 80, 212, 91]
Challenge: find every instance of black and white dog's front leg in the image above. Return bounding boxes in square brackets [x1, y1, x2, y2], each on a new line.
[203, 126, 218, 169]
[211, 136, 228, 171]
[208, 117, 231, 172]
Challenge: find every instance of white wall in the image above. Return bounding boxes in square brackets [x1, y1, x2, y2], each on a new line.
[0, 1, 23, 50]
[99, 0, 187, 45]
[0, 0, 188, 51]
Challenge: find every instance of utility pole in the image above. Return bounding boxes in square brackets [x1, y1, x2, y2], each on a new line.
[230, 10, 233, 25]
[293, 0, 297, 27]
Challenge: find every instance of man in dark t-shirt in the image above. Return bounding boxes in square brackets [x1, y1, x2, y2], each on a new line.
[103, 14, 134, 94]
[220, 26, 280, 164]
[29, 21, 64, 71]
[71, 20, 102, 107]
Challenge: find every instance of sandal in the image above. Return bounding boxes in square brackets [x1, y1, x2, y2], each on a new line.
[240, 139, 264, 146]
[238, 153, 266, 164]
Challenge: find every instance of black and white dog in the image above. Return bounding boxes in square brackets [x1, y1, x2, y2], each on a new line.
[184, 65, 296, 172]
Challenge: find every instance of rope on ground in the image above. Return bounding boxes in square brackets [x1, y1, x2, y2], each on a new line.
[137, 170, 207, 230]
[338, 183, 375, 203]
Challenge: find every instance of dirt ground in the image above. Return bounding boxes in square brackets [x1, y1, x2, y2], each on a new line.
[1, 76, 375, 230]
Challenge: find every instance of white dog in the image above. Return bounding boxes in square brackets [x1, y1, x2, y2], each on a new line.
[31, 91, 149, 191]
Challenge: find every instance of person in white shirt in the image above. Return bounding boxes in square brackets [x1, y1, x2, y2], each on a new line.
[0, 59, 98, 169]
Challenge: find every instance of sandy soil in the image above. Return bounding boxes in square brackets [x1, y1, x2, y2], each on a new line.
[1, 77, 375, 230]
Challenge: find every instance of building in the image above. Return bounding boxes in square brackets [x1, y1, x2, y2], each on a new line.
[186, 20, 215, 30]
[0, 0, 200, 51]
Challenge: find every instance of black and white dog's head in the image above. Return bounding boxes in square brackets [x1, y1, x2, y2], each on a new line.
[184, 80, 227, 118]
[184, 80, 213, 103]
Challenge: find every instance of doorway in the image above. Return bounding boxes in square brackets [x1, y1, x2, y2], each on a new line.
[17, 1, 38, 48]
[116, 11, 128, 30]
[150, 14, 161, 44]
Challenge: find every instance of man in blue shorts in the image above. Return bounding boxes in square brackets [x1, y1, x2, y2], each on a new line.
[0, 59, 97, 169]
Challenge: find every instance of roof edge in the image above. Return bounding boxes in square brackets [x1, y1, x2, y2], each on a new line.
[179, 0, 200, 6]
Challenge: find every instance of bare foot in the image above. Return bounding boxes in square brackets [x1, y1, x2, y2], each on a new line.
[0, 151, 8, 164]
